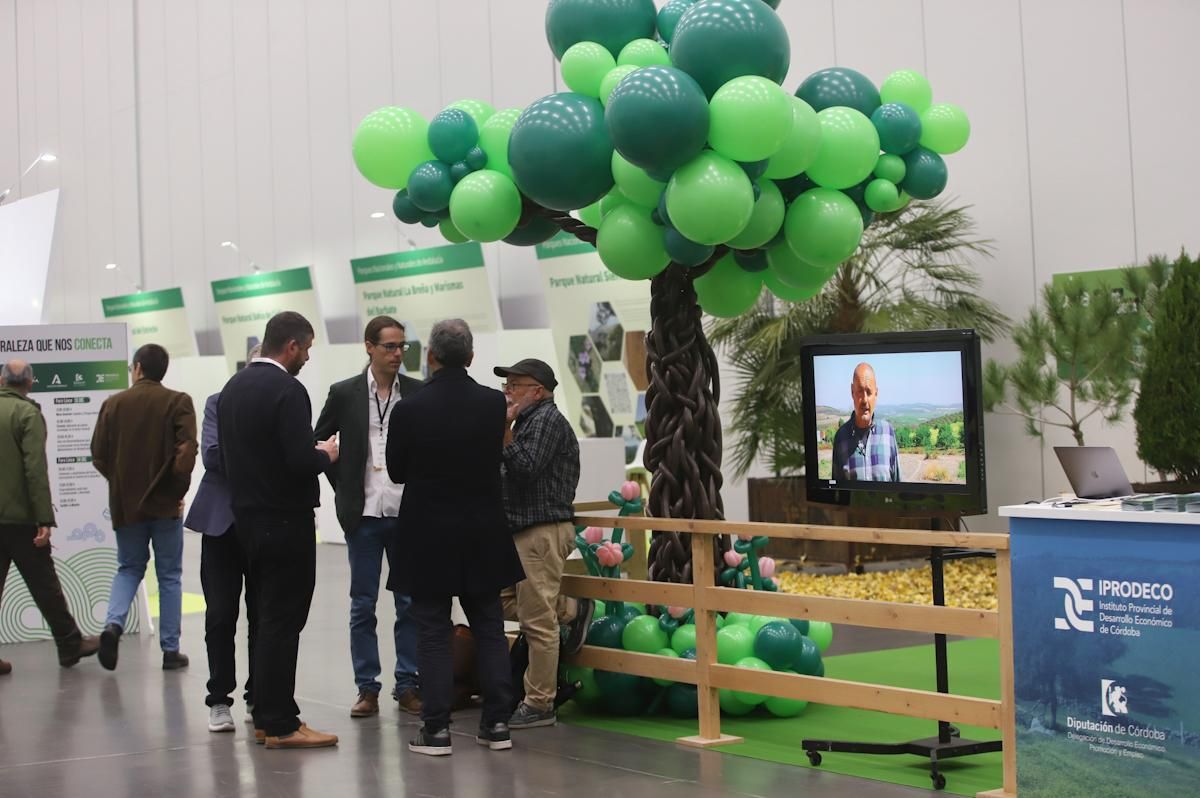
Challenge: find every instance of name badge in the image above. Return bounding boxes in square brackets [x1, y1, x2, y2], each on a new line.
[372, 436, 387, 471]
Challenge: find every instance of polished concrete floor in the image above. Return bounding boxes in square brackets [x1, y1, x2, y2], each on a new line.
[0, 535, 941, 798]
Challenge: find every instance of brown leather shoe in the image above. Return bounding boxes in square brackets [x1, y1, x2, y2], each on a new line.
[254, 728, 265, 745]
[0, 659, 11, 675]
[58, 634, 100, 667]
[350, 691, 379, 718]
[394, 687, 422, 715]
[265, 723, 338, 749]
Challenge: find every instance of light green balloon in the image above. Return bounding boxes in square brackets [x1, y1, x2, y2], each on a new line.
[764, 674, 810, 718]
[439, 217, 469, 244]
[873, 153, 906, 183]
[766, 241, 837, 291]
[653, 647, 680, 687]
[561, 42, 616, 98]
[919, 103, 970, 154]
[666, 151, 755, 245]
[596, 204, 670, 280]
[352, 106, 432, 189]
[694, 254, 763, 318]
[764, 97, 822, 179]
[612, 152, 666, 207]
[806, 107, 881, 190]
[708, 76, 794, 163]
[617, 38, 670, 68]
[864, 178, 902, 213]
[784, 187, 864, 269]
[727, 179, 785, 250]
[478, 108, 521, 180]
[808, 620, 834, 653]
[577, 200, 603, 228]
[599, 187, 632, 217]
[448, 169, 522, 242]
[599, 65, 639, 106]
[880, 69, 933, 114]
[447, 98, 496, 126]
[731, 656, 773, 705]
[763, 265, 822, 302]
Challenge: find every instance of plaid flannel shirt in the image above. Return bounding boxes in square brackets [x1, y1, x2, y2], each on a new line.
[831, 416, 900, 482]
[501, 398, 580, 533]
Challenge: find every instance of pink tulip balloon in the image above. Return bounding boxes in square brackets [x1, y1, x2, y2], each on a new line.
[668, 605, 689, 619]
[759, 557, 776, 579]
[723, 550, 742, 568]
[597, 542, 624, 567]
[620, 481, 641, 501]
[583, 526, 604, 545]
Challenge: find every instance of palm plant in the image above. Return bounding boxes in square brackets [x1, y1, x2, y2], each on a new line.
[709, 200, 1010, 478]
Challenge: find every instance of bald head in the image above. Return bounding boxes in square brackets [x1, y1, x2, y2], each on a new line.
[1, 359, 33, 395]
[850, 362, 878, 430]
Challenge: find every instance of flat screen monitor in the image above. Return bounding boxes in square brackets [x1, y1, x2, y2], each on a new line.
[800, 329, 987, 514]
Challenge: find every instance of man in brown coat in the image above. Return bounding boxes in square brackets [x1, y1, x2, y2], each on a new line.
[91, 343, 197, 671]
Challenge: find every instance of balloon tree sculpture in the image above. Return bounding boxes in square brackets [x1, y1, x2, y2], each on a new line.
[351, 0, 971, 586]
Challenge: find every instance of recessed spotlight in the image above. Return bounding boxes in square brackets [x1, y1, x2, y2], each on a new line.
[370, 211, 386, 219]
[105, 263, 117, 270]
[40, 153, 57, 162]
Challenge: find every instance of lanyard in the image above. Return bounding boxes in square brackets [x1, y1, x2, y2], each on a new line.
[374, 386, 394, 428]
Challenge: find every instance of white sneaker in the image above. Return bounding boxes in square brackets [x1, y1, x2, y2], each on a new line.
[208, 704, 236, 733]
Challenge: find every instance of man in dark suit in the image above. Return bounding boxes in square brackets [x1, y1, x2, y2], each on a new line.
[315, 316, 423, 718]
[218, 312, 340, 750]
[386, 318, 524, 756]
[185, 345, 261, 735]
[91, 343, 197, 672]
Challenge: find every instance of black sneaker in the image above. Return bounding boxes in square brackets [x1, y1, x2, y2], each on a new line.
[560, 598, 595, 656]
[508, 701, 556, 729]
[409, 726, 452, 756]
[98, 623, 122, 671]
[476, 721, 512, 751]
[162, 651, 189, 671]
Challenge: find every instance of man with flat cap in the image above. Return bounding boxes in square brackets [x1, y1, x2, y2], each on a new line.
[493, 358, 591, 729]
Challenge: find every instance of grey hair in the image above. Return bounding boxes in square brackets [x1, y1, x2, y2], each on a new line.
[0, 361, 33, 388]
[247, 343, 263, 361]
[428, 319, 473, 368]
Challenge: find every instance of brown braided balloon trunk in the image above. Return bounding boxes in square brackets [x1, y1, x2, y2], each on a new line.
[535, 203, 733, 585]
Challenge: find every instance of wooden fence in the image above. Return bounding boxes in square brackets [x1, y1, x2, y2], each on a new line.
[561, 510, 1016, 798]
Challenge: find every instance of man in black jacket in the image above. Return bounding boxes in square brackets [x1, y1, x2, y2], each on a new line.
[386, 318, 524, 756]
[218, 311, 340, 750]
[315, 316, 423, 718]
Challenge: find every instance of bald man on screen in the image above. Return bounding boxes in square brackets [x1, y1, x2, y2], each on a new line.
[830, 363, 900, 482]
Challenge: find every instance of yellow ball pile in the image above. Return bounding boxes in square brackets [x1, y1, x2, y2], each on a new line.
[776, 559, 997, 610]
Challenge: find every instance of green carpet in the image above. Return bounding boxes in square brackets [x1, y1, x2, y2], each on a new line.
[560, 638, 1003, 797]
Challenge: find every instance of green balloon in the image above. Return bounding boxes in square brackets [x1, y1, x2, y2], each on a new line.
[900, 146, 948, 199]
[392, 190, 423, 224]
[561, 42, 616, 97]
[796, 67, 881, 117]
[666, 683, 699, 718]
[806, 107, 881, 189]
[671, 623, 698, 655]
[919, 103, 970, 154]
[871, 102, 923, 154]
[873, 153, 906, 183]
[670, 0, 790, 98]
[764, 677, 809, 718]
[749, 615, 788, 636]
[622, 614, 669, 653]
[599, 188, 631, 217]
[612, 152, 666, 207]
[599, 65, 639, 106]
[562, 664, 602, 704]
[665, 228, 715, 267]
[765, 239, 833, 289]
[577, 200, 603, 228]
[606, 66, 710, 176]
[808, 620, 834, 653]
[447, 98, 496, 126]
[719, 688, 756, 716]
[794, 635, 822, 675]
[439, 218, 468, 244]
[716, 624, 756, 665]
[784, 187, 863, 268]
[652, 647, 680, 687]
[617, 38, 670, 68]
[694, 254, 763, 317]
[449, 170, 522, 242]
[727, 179, 785, 250]
[594, 669, 652, 715]
[880, 69, 933, 114]
[864, 178, 901, 213]
[353, 107, 432, 189]
[764, 97, 821, 179]
[545, 0, 657, 60]
[407, 160, 454, 212]
[509, 92, 614, 211]
[597, 205, 670, 280]
[595, 599, 606, 617]
[666, 152, 754, 245]
[732, 656, 773, 705]
[503, 217, 561, 246]
[428, 108, 479, 164]
[724, 612, 753, 627]
[708, 76, 793, 163]
[790, 618, 810, 636]
[763, 266, 820, 302]
[478, 108, 520, 180]
[587, 614, 627, 648]
[656, 0, 692, 43]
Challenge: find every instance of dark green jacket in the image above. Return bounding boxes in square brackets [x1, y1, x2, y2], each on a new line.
[0, 386, 55, 526]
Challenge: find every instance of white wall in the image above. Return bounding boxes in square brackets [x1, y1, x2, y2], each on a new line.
[4, 0, 1198, 525]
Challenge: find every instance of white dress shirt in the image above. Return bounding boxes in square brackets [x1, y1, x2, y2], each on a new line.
[251, 356, 288, 372]
[364, 370, 404, 518]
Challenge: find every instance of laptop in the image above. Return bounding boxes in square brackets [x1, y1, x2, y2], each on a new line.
[1054, 446, 1134, 499]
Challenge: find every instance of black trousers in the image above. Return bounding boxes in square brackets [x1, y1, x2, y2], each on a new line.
[0, 523, 81, 646]
[237, 511, 316, 737]
[200, 528, 257, 708]
[410, 591, 512, 732]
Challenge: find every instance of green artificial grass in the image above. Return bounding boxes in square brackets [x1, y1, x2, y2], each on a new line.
[560, 638, 1004, 797]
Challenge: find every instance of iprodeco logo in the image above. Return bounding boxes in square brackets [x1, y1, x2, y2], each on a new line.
[1101, 679, 1128, 716]
[1053, 576, 1095, 633]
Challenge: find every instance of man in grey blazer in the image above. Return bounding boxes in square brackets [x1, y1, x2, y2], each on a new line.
[315, 316, 423, 718]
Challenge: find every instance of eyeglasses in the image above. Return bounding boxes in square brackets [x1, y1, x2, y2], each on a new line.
[374, 342, 411, 353]
[502, 381, 540, 394]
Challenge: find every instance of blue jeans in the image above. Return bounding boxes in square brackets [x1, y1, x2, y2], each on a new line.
[106, 518, 183, 652]
[347, 516, 417, 695]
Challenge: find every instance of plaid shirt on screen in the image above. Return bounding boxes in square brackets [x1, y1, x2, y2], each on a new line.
[831, 416, 901, 482]
[501, 398, 580, 533]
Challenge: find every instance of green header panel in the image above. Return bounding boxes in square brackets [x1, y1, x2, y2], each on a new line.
[101, 287, 185, 317]
[351, 242, 485, 284]
[211, 267, 313, 302]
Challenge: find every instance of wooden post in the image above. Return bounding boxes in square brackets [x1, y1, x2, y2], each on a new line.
[677, 532, 743, 748]
[977, 548, 1018, 797]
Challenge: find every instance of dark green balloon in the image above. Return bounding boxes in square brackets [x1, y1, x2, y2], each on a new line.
[871, 102, 922, 154]
[465, 146, 488, 170]
[594, 669, 652, 714]
[664, 227, 715, 267]
[794, 635, 822, 675]
[606, 66, 709, 175]
[545, 0, 657, 59]
[753, 620, 803, 670]
[392, 189, 423, 224]
[790, 618, 810, 635]
[407, 160, 454, 212]
[428, 108, 479, 164]
[734, 249, 768, 272]
[666, 683, 699, 718]
[449, 161, 471, 183]
[901, 146, 948, 199]
[739, 159, 770, 181]
[775, 173, 815, 201]
[503, 216, 560, 246]
[656, 0, 692, 44]
[796, 67, 881, 117]
[618, 603, 644, 625]
[509, 92, 614, 211]
[587, 614, 627, 648]
[670, 0, 789, 98]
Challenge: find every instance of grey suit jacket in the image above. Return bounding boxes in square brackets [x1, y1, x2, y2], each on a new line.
[184, 393, 234, 536]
